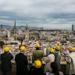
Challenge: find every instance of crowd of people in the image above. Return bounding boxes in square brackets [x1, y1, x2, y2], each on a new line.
[0, 39, 75, 75]
[0, 30, 75, 75]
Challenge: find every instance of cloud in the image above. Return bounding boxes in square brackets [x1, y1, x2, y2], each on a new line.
[0, 19, 14, 25]
[0, 0, 75, 29]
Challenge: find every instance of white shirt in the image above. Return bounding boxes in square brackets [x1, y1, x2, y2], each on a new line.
[48, 54, 55, 63]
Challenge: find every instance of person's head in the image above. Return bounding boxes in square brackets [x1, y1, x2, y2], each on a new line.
[19, 45, 27, 53]
[49, 48, 55, 54]
[3, 45, 10, 53]
[54, 44, 61, 51]
[35, 42, 41, 50]
[67, 46, 75, 52]
[33, 59, 42, 68]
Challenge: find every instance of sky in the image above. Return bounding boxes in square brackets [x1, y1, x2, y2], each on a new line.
[0, 0, 75, 29]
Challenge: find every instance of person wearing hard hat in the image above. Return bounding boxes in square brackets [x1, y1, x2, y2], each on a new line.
[67, 46, 75, 52]
[30, 59, 44, 75]
[55, 45, 61, 52]
[15, 45, 28, 75]
[52, 45, 62, 75]
[45, 48, 55, 75]
[33, 59, 42, 68]
[35, 42, 41, 50]
[1, 45, 13, 75]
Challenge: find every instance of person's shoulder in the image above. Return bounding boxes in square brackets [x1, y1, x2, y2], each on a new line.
[48, 54, 55, 58]
[16, 53, 25, 57]
[15, 53, 20, 56]
[1, 53, 4, 56]
[8, 52, 12, 55]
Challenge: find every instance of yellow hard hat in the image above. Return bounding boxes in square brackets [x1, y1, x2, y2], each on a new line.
[35, 43, 40, 48]
[49, 48, 55, 53]
[33, 60, 42, 68]
[55, 45, 61, 51]
[3, 46, 10, 52]
[68, 47, 75, 52]
[19, 45, 27, 52]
